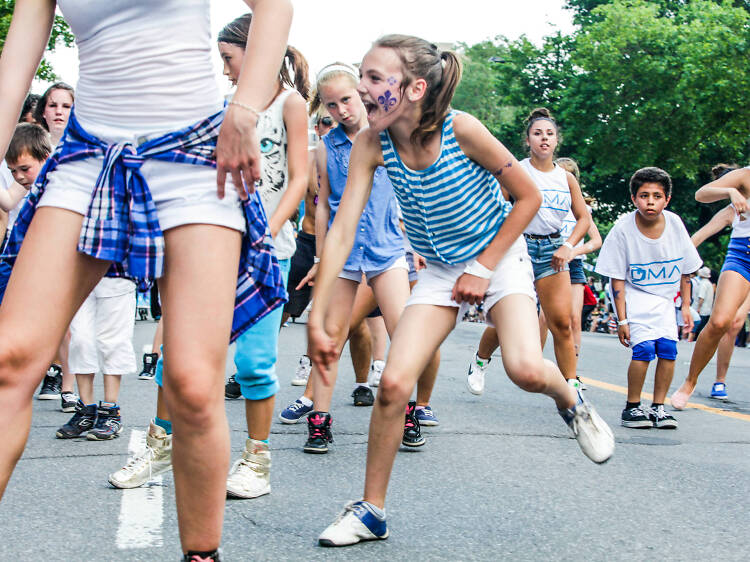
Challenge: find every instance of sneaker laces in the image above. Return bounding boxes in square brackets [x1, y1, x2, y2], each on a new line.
[288, 400, 307, 413]
[309, 419, 331, 441]
[333, 501, 366, 525]
[628, 405, 648, 418]
[120, 445, 157, 479]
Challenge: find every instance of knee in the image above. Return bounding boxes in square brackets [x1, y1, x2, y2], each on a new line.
[547, 315, 572, 338]
[707, 314, 732, 335]
[162, 362, 223, 425]
[376, 370, 411, 409]
[504, 358, 547, 393]
[0, 338, 49, 397]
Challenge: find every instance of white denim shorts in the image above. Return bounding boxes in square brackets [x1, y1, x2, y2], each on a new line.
[338, 254, 409, 284]
[39, 119, 246, 233]
[407, 236, 536, 326]
[68, 278, 137, 375]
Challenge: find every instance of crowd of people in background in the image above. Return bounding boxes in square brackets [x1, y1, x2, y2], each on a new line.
[0, 1, 746, 560]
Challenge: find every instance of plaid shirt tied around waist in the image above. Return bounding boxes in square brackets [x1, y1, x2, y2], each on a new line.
[2, 109, 287, 342]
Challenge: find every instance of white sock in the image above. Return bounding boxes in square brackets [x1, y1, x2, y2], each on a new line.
[354, 382, 370, 391]
[299, 396, 313, 407]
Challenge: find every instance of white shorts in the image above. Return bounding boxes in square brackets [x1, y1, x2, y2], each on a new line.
[68, 278, 137, 375]
[39, 119, 246, 233]
[407, 236, 536, 326]
[338, 255, 409, 284]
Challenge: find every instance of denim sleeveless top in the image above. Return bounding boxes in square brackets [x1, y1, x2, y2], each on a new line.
[379, 111, 512, 265]
[323, 126, 404, 271]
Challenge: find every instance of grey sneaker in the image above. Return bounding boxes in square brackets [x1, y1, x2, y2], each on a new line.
[108, 420, 172, 489]
[226, 438, 271, 499]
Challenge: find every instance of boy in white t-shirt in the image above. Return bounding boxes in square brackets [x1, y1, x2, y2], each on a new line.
[596, 167, 702, 429]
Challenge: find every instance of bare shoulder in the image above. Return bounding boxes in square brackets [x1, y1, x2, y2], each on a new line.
[353, 127, 385, 167]
[282, 91, 308, 114]
[452, 112, 487, 147]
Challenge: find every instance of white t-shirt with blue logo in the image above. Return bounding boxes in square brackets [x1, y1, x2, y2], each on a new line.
[520, 158, 571, 235]
[595, 210, 702, 346]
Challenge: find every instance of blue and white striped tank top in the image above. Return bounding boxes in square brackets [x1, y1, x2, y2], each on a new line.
[379, 111, 512, 265]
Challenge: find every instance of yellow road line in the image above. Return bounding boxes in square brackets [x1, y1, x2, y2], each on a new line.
[579, 377, 750, 423]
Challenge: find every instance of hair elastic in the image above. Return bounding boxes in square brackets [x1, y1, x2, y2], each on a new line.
[316, 63, 359, 82]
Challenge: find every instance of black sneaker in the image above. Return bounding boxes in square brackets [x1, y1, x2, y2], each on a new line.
[38, 364, 62, 400]
[304, 412, 333, 454]
[225, 374, 241, 399]
[649, 404, 678, 429]
[352, 385, 374, 407]
[138, 353, 159, 380]
[402, 401, 425, 447]
[621, 404, 652, 429]
[183, 550, 221, 562]
[56, 401, 97, 438]
[87, 402, 123, 440]
[60, 391, 78, 413]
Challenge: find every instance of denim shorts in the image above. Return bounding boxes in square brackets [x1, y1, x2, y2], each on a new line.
[569, 258, 586, 284]
[524, 234, 569, 281]
[721, 237, 750, 283]
[631, 338, 678, 362]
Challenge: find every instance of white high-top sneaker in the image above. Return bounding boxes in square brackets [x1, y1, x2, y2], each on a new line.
[226, 438, 271, 498]
[291, 355, 312, 386]
[108, 420, 172, 489]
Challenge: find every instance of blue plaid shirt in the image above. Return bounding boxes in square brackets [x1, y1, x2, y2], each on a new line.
[2, 109, 287, 342]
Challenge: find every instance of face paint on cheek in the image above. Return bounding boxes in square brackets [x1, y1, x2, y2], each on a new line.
[387, 76, 398, 86]
[377, 90, 398, 112]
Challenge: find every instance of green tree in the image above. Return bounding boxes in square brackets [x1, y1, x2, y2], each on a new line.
[0, 0, 74, 81]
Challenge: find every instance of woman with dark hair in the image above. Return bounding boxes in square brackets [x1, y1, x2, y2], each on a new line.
[0, 1, 293, 560]
[18, 93, 40, 124]
[32, 82, 74, 145]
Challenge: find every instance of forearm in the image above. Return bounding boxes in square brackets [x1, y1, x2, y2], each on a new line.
[234, 0, 293, 110]
[564, 213, 590, 248]
[0, 0, 56, 158]
[308, 220, 356, 326]
[475, 193, 539, 269]
[268, 178, 307, 237]
[611, 279, 627, 321]
[680, 275, 692, 316]
[314, 205, 329, 258]
[0, 182, 30, 212]
[695, 186, 739, 204]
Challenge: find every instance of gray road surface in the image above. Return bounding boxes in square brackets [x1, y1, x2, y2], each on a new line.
[1, 319, 748, 561]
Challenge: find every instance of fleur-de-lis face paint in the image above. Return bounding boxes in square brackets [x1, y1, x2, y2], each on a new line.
[377, 90, 398, 112]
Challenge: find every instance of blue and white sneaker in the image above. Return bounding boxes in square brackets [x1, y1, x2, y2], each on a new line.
[559, 390, 614, 464]
[278, 398, 313, 424]
[318, 500, 389, 547]
[710, 382, 728, 400]
[415, 405, 439, 426]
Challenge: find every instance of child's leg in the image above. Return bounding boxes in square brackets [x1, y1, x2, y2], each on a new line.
[536, 272, 578, 380]
[489, 294, 573, 409]
[58, 331, 74, 394]
[363, 304, 456, 508]
[416, 348, 439, 407]
[348, 321, 372, 385]
[158, 224, 242, 553]
[309, 278, 359, 412]
[75, 374, 95, 404]
[0, 208, 109, 497]
[97, 288, 137, 404]
[627, 360, 650, 403]
[653, 359, 675, 404]
[570, 283, 584, 354]
[366, 316, 388, 363]
[102, 375, 122, 404]
[477, 326, 499, 360]
[152, 318, 164, 356]
[539, 308, 548, 350]
[679, 271, 750, 394]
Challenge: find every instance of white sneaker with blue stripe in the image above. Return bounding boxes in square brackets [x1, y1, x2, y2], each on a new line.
[559, 390, 615, 464]
[318, 500, 389, 546]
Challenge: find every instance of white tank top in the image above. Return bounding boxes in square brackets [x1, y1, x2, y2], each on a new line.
[57, 0, 223, 133]
[730, 166, 750, 238]
[256, 89, 296, 260]
[521, 158, 571, 235]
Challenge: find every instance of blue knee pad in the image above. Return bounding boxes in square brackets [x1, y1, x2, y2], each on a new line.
[233, 259, 289, 401]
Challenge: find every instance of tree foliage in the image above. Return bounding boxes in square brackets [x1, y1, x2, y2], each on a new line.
[452, 0, 750, 270]
[0, 0, 74, 82]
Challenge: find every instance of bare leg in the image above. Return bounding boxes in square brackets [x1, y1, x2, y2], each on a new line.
[653, 359, 675, 404]
[156, 386, 169, 420]
[536, 272, 577, 380]
[539, 308, 548, 350]
[0, 208, 109, 498]
[58, 331, 74, 393]
[152, 318, 164, 357]
[76, 374, 96, 404]
[366, 316, 388, 362]
[103, 374, 122, 404]
[349, 320, 371, 385]
[570, 283, 584, 356]
[415, 348, 439, 407]
[246, 396, 274, 441]
[477, 326, 499, 360]
[626, 361, 649, 403]
[363, 304, 456, 508]
[715, 292, 750, 383]
[678, 271, 750, 395]
[158, 224, 241, 552]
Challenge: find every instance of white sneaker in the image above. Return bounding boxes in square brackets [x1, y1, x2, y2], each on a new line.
[560, 392, 615, 464]
[108, 421, 172, 489]
[226, 438, 271, 499]
[467, 353, 490, 395]
[567, 378, 582, 392]
[318, 501, 389, 547]
[291, 355, 311, 386]
[368, 360, 385, 387]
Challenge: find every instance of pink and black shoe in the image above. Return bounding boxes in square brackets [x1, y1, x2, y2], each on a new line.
[304, 412, 333, 454]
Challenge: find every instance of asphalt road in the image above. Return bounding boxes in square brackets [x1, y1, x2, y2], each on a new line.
[1, 319, 748, 561]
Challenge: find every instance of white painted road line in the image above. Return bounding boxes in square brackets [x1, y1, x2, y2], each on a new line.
[116, 429, 164, 549]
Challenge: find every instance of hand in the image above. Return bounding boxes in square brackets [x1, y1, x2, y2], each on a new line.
[216, 105, 260, 200]
[551, 245, 574, 272]
[681, 307, 694, 337]
[413, 252, 426, 271]
[729, 188, 747, 216]
[451, 273, 490, 305]
[295, 263, 318, 290]
[617, 324, 630, 347]
[307, 323, 338, 384]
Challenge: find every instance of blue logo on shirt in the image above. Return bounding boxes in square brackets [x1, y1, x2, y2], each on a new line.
[630, 258, 683, 286]
[541, 189, 571, 212]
